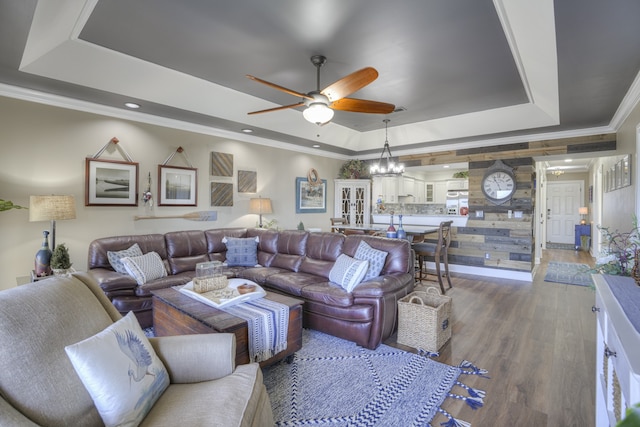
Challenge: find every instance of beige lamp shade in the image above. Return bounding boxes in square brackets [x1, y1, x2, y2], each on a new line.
[249, 197, 273, 215]
[249, 197, 272, 228]
[578, 207, 588, 215]
[29, 195, 76, 250]
[29, 195, 77, 221]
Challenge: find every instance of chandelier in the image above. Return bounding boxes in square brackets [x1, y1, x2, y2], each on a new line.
[551, 169, 565, 177]
[370, 119, 404, 176]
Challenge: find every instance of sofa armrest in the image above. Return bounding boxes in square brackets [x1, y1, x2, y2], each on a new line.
[0, 396, 39, 426]
[87, 268, 137, 294]
[148, 333, 236, 383]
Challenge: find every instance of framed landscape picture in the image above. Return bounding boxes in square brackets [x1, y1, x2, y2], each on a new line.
[158, 165, 197, 206]
[622, 154, 631, 187]
[85, 158, 138, 206]
[295, 177, 326, 213]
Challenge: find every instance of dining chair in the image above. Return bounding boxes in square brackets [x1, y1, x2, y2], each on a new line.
[412, 221, 453, 294]
[330, 217, 348, 233]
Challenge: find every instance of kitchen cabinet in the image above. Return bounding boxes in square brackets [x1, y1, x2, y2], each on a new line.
[593, 275, 640, 426]
[372, 176, 399, 203]
[398, 176, 415, 197]
[446, 179, 469, 190]
[334, 179, 371, 226]
[434, 182, 447, 204]
[414, 180, 426, 203]
[424, 182, 435, 203]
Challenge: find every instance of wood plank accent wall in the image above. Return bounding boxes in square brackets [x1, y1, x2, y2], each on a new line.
[405, 134, 615, 274]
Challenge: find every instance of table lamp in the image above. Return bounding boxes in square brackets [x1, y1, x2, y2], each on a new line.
[579, 206, 588, 225]
[249, 196, 273, 228]
[29, 195, 77, 250]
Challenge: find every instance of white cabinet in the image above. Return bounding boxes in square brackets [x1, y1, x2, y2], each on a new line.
[446, 179, 468, 190]
[334, 179, 371, 226]
[424, 182, 435, 203]
[593, 275, 640, 426]
[434, 182, 447, 204]
[414, 180, 426, 203]
[372, 176, 399, 203]
[398, 176, 415, 197]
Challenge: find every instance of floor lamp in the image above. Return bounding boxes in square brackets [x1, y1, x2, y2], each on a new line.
[29, 195, 77, 250]
[249, 196, 273, 228]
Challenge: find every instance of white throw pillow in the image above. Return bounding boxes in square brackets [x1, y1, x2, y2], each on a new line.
[65, 312, 170, 427]
[107, 243, 143, 274]
[354, 240, 388, 281]
[329, 254, 369, 292]
[121, 251, 167, 285]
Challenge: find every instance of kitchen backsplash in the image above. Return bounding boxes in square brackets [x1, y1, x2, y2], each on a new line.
[374, 203, 446, 215]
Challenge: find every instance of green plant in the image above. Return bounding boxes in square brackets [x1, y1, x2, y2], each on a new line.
[453, 171, 469, 179]
[618, 402, 640, 427]
[339, 159, 370, 180]
[51, 243, 72, 270]
[594, 216, 640, 276]
[0, 199, 26, 211]
[297, 221, 305, 230]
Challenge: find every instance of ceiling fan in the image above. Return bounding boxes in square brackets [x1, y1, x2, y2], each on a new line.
[246, 55, 395, 125]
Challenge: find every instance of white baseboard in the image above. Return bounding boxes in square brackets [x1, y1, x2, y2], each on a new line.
[422, 261, 533, 282]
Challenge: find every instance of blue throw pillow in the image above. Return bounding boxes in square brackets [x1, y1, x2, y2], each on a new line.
[329, 254, 369, 292]
[223, 236, 259, 267]
[354, 240, 388, 281]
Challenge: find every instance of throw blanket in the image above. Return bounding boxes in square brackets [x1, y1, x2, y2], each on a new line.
[222, 298, 289, 362]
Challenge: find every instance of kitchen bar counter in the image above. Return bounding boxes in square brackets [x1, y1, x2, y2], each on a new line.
[372, 214, 468, 227]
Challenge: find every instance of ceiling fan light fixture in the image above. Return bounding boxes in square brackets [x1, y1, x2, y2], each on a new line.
[370, 119, 404, 177]
[303, 102, 334, 125]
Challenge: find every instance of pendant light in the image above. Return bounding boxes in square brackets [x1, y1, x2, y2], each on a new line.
[370, 119, 404, 176]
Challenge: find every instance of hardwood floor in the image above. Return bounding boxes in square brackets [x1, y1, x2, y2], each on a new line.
[385, 248, 596, 427]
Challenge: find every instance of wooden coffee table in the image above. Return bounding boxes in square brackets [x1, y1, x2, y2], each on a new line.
[152, 286, 303, 367]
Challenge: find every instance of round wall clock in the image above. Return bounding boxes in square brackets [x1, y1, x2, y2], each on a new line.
[481, 160, 517, 205]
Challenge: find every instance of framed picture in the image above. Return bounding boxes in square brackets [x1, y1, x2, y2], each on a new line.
[295, 177, 326, 213]
[85, 158, 138, 206]
[158, 165, 197, 206]
[622, 154, 631, 187]
[615, 161, 622, 189]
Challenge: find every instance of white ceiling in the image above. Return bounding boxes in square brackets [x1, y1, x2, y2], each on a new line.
[1, 0, 640, 162]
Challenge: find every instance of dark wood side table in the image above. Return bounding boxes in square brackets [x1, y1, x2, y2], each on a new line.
[152, 287, 303, 367]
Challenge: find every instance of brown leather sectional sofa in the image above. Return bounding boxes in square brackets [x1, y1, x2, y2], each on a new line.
[87, 228, 414, 349]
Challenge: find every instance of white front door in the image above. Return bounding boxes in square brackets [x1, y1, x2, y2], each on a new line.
[546, 181, 583, 244]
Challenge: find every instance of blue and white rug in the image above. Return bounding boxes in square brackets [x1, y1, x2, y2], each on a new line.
[263, 330, 488, 427]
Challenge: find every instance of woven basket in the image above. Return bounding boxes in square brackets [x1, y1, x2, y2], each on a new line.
[397, 287, 451, 352]
[193, 275, 228, 293]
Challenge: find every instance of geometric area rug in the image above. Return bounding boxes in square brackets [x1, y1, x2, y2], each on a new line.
[263, 329, 489, 427]
[544, 262, 594, 287]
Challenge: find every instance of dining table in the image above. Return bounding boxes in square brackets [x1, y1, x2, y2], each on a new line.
[337, 224, 439, 237]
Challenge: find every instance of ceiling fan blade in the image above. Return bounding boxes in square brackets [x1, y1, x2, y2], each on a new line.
[321, 67, 379, 102]
[246, 75, 314, 101]
[247, 102, 305, 115]
[330, 98, 395, 114]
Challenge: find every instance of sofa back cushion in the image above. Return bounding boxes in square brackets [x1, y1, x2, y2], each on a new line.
[299, 232, 345, 278]
[165, 230, 209, 274]
[205, 228, 248, 262]
[343, 235, 411, 275]
[88, 234, 167, 270]
[270, 230, 308, 271]
[247, 228, 279, 266]
[0, 275, 118, 426]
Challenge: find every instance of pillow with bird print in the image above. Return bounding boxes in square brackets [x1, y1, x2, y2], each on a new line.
[65, 312, 169, 427]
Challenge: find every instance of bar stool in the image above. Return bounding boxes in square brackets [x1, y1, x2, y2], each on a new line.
[412, 221, 453, 294]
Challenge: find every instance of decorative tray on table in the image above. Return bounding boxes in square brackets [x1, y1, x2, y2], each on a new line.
[179, 278, 266, 309]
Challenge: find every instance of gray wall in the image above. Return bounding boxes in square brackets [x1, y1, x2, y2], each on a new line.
[0, 96, 342, 290]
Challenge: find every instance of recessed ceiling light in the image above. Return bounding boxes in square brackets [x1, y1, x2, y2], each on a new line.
[443, 165, 450, 168]
[312, 144, 320, 148]
[124, 102, 140, 109]
[564, 159, 573, 162]
[241, 128, 254, 133]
